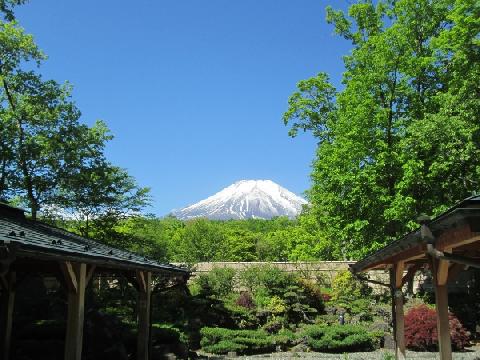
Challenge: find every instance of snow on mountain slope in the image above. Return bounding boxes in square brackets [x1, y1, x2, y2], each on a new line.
[172, 180, 307, 220]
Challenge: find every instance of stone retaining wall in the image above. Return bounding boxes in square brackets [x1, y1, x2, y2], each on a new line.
[177, 261, 427, 293]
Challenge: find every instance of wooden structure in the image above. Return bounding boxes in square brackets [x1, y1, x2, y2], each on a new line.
[0, 203, 189, 360]
[351, 196, 480, 360]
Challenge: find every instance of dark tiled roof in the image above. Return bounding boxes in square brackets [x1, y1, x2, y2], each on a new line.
[351, 196, 480, 273]
[0, 205, 188, 275]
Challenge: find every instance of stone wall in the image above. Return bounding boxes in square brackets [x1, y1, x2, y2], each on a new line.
[179, 261, 431, 294]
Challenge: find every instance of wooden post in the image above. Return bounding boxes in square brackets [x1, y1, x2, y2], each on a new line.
[394, 262, 406, 360]
[432, 257, 452, 360]
[62, 262, 87, 360]
[0, 271, 15, 360]
[137, 271, 152, 360]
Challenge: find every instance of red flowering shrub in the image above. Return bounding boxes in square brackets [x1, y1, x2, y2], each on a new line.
[404, 305, 470, 351]
[321, 293, 332, 302]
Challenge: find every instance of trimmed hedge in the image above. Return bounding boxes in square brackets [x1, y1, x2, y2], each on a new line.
[304, 324, 379, 353]
[200, 327, 294, 355]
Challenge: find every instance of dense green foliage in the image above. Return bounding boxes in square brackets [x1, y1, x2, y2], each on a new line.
[305, 324, 380, 353]
[200, 327, 295, 355]
[0, 1, 149, 227]
[199, 324, 380, 355]
[81, 215, 327, 263]
[284, 0, 480, 258]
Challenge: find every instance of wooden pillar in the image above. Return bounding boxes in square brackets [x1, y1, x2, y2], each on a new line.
[432, 257, 452, 360]
[61, 262, 87, 360]
[0, 271, 16, 360]
[393, 262, 406, 360]
[137, 271, 152, 360]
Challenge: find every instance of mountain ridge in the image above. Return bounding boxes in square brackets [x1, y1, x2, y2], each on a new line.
[171, 180, 307, 220]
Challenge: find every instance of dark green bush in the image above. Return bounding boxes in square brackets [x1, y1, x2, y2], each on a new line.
[304, 324, 379, 353]
[203, 340, 247, 354]
[200, 327, 292, 355]
[223, 294, 257, 329]
[191, 267, 236, 298]
[151, 324, 188, 345]
[239, 265, 297, 297]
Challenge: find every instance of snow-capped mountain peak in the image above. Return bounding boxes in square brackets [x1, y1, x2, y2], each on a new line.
[172, 180, 307, 220]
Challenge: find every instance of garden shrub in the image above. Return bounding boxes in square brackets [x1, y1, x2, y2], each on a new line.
[304, 324, 379, 353]
[331, 270, 371, 302]
[200, 327, 292, 355]
[404, 305, 470, 351]
[223, 294, 257, 329]
[315, 314, 340, 326]
[151, 323, 188, 346]
[200, 327, 273, 354]
[203, 340, 247, 354]
[265, 295, 287, 315]
[191, 267, 236, 298]
[239, 265, 297, 297]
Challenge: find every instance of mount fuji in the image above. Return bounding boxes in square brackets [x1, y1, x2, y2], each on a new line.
[171, 180, 308, 220]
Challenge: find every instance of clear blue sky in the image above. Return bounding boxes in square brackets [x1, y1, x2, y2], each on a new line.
[16, 1, 351, 216]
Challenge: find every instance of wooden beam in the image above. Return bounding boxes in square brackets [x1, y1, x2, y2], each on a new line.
[60, 261, 78, 293]
[85, 265, 96, 286]
[430, 257, 452, 360]
[395, 261, 405, 288]
[136, 270, 146, 293]
[435, 284, 452, 360]
[437, 249, 451, 286]
[64, 263, 86, 360]
[393, 262, 406, 360]
[0, 271, 15, 360]
[137, 271, 152, 360]
[435, 225, 478, 251]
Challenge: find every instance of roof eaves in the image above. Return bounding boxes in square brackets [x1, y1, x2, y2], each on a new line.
[351, 205, 480, 273]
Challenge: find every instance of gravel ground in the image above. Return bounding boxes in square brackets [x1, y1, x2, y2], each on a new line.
[198, 346, 480, 360]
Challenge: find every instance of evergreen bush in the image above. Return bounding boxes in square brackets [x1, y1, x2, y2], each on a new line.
[304, 324, 379, 353]
[200, 327, 293, 355]
[191, 267, 236, 298]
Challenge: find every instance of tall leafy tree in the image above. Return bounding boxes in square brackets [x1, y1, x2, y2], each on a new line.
[0, 20, 45, 204]
[284, 0, 480, 259]
[0, 8, 151, 223]
[58, 157, 151, 238]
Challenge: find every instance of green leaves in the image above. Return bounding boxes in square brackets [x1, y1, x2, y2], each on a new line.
[0, 21, 44, 72]
[285, 0, 480, 259]
[0, 0, 26, 21]
[0, 12, 150, 223]
[283, 72, 336, 141]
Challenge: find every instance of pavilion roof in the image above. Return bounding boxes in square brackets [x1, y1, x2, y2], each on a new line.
[351, 195, 480, 273]
[0, 203, 188, 275]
